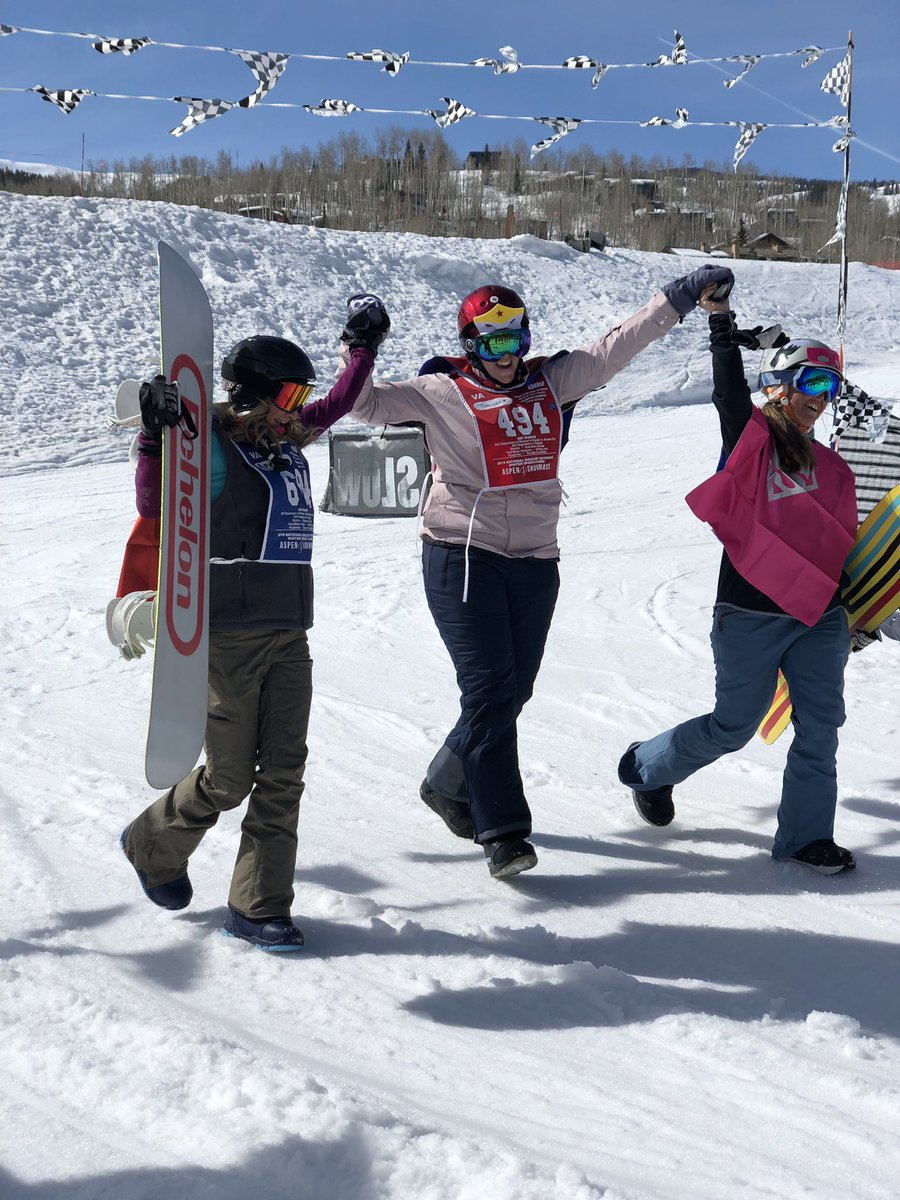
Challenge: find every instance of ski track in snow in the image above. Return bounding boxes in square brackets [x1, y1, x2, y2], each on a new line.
[2, 194, 900, 1200]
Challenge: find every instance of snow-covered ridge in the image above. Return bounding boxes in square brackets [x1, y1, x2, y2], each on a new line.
[2, 191, 898, 476]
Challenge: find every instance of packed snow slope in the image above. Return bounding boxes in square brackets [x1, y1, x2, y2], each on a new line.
[2, 192, 900, 1200]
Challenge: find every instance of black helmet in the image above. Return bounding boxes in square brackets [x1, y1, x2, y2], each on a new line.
[221, 335, 316, 411]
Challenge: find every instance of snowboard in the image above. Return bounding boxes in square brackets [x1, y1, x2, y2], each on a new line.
[107, 242, 214, 789]
[758, 481, 900, 744]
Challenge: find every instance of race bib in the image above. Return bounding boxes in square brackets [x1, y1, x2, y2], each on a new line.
[233, 442, 314, 563]
[452, 371, 563, 489]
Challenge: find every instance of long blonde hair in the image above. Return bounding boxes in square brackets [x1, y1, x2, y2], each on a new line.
[214, 384, 324, 452]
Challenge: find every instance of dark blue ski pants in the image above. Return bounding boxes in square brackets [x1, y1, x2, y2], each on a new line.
[619, 604, 850, 858]
[422, 542, 560, 842]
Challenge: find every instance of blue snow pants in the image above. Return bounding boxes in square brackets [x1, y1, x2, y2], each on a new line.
[422, 542, 560, 842]
[618, 604, 850, 858]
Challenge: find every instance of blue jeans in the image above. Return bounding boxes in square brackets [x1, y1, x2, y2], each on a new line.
[422, 542, 559, 842]
[619, 604, 850, 857]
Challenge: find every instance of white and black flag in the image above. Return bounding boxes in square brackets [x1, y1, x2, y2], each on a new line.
[648, 32, 687, 67]
[561, 55, 608, 88]
[230, 49, 290, 107]
[795, 45, 824, 68]
[93, 36, 152, 55]
[1, 24, 19, 35]
[346, 49, 410, 77]
[732, 122, 766, 169]
[471, 46, 522, 74]
[425, 97, 477, 129]
[170, 97, 236, 137]
[30, 86, 93, 115]
[820, 53, 851, 107]
[641, 107, 688, 128]
[303, 99, 361, 117]
[723, 55, 760, 89]
[530, 117, 582, 158]
[832, 383, 894, 448]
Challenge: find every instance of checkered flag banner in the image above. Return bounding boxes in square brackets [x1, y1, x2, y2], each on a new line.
[230, 49, 290, 108]
[170, 96, 235, 136]
[723, 55, 760, 88]
[837, 411, 900, 521]
[820, 176, 848, 250]
[530, 117, 582, 158]
[471, 46, 522, 74]
[561, 55, 608, 88]
[641, 106, 688, 128]
[303, 99, 361, 117]
[832, 381, 894, 445]
[346, 49, 410, 77]
[93, 36, 152, 55]
[30, 85, 93, 115]
[647, 31, 687, 67]
[833, 126, 855, 153]
[1, 24, 19, 35]
[425, 97, 477, 129]
[820, 52, 851, 107]
[794, 45, 825, 68]
[731, 122, 766, 169]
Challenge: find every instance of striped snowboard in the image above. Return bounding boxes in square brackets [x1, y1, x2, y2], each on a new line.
[758, 481, 900, 744]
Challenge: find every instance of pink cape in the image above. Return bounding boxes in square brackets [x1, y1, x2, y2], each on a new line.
[686, 406, 857, 626]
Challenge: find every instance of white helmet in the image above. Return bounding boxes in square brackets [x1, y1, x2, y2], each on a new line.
[757, 338, 842, 392]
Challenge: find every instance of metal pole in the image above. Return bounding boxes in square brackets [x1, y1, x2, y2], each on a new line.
[837, 30, 854, 364]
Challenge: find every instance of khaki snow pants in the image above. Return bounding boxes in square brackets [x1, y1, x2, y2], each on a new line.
[124, 628, 312, 920]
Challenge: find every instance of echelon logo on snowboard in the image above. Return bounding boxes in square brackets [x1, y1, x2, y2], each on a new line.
[164, 354, 208, 654]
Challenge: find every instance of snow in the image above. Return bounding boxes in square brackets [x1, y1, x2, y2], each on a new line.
[2, 193, 900, 1200]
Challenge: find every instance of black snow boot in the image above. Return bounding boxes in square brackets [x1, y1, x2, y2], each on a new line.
[223, 905, 305, 951]
[419, 778, 475, 840]
[482, 835, 538, 879]
[618, 742, 675, 827]
[789, 839, 856, 875]
[120, 826, 193, 911]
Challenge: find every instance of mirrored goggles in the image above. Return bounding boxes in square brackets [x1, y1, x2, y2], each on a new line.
[473, 328, 531, 362]
[272, 380, 314, 413]
[790, 365, 841, 403]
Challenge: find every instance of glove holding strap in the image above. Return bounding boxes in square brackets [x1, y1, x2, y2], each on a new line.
[139, 376, 198, 440]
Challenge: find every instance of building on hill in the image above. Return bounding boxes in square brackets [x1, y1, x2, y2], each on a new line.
[466, 149, 502, 171]
[748, 231, 802, 261]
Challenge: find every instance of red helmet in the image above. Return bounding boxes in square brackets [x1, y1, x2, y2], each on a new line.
[457, 285, 529, 349]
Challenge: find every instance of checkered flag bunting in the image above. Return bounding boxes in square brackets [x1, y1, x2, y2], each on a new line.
[794, 45, 824, 68]
[561, 55, 609, 88]
[230, 49, 290, 107]
[648, 32, 687, 67]
[471, 46, 522, 74]
[530, 117, 582, 158]
[641, 107, 688, 128]
[821, 177, 848, 250]
[731, 122, 766, 169]
[303, 99, 361, 117]
[820, 53, 851, 107]
[346, 49, 410, 76]
[1, 24, 18, 35]
[93, 36, 152, 55]
[170, 96, 235, 136]
[832, 382, 894, 444]
[30, 86, 93, 115]
[723, 55, 759, 89]
[425, 97, 477, 129]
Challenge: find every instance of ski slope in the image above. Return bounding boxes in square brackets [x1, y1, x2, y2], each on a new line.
[2, 193, 900, 1200]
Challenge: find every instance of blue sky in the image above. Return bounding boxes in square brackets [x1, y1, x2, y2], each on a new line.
[1, 0, 898, 181]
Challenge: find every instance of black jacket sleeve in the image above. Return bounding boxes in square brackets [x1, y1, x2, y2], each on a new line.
[708, 312, 753, 458]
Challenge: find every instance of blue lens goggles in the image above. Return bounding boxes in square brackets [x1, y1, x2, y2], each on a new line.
[760, 365, 841, 404]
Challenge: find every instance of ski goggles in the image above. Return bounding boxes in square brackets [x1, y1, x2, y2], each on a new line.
[761, 365, 841, 403]
[472, 328, 531, 362]
[272, 380, 314, 413]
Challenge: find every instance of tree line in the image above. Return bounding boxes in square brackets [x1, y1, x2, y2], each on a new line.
[3, 128, 898, 264]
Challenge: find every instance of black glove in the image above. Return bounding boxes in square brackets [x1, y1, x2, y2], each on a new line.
[139, 375, 192, 439]
[661, 264, 735, 318]
[850, 627, 882, 653]
[730, 324, 789, 352]
[341, 293, 390, 354]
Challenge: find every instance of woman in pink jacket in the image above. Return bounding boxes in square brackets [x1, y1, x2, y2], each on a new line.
[343, 266, 732, 878]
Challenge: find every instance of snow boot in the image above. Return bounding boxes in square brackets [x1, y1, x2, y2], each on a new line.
[120, 825, 193, 911]
[618, 742, 675, 827]
[482, 835, 538, 879]
[222, 904, 305, 951]
[788, 839, 856, 875]
[419, 778, 475, 840]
